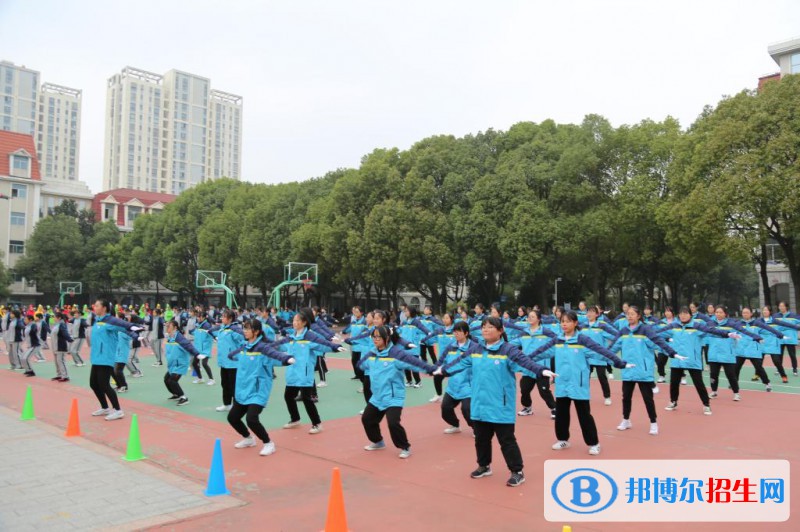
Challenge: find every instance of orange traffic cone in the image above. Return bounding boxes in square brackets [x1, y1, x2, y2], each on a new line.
[65, 398, 81, 437]
[322, 467, 349, 532]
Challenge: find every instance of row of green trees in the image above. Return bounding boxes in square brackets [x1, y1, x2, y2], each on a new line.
[15, 75, 800, 311]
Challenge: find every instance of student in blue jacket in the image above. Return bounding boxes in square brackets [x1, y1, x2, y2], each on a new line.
[527, 311, 629, 457]
[89, 299, 142, 421]
[51, 312, 74, 382]
[191, 310, 215, 385]
[164, 319, 201, 406]
[343, 306, 369, 381]
[419, 305, 443, 365]
[397, 307, 431, 388]
[705, 305, 765, 401]
[579, 305, 620, 407]
[509, 309, 558, 418]
[734, 306, 780, 392]
[436, 317, 555, 487]
[609, 306, 687, 436]
[279, 308, 344, 434]
[359, 325, 437, 459]
[658, 307, 741, 415]
[762, 304, 800, 383]
[776, 301, 800, 376]
[227, 319, 295, 457]
[210, 309, 247, 412]
[435, 321, 480, 434]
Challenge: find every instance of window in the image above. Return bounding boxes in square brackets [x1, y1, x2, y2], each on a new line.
[103, 204, 115, 221]
[13, 154, 29, 171]
[10, 269, 23, 283]
[127, 205, 143, 223]
[792, 53, 800, 75]
[11, 183, 27, 198]
[9, 240, 24, 254]
[10, 211, 25, 225]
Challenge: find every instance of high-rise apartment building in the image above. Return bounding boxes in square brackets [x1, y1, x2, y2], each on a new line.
[103, 66, 242, 195]
[0, 61, 81, 182]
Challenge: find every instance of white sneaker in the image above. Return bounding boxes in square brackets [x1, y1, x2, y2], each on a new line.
[412, 383, 421, 388]
[517, 407, 533, 416]
[733, 393, 741, 401]
[607, 372, 614, 380]
[259, 442, 276, 456]
[105, 409, 124, 421]
[443, 425, 461, 434]
[215, 404, 232, 412]
[358, 409, 364, 415]
[235, 436, 256, 449]
[656, 376, 666, 383]
[604, 398, 612, 406]
[398, 448, 412, 459]
[317, 381, 327, 388]
[552, 440, 571, 450]
[309, 424, 323, 434]
[92, 408, 111, 416]
[617, 419, 632, 431]
[680, 377, 687, 385]
[709, 391, 718, 399]
[206, 379, 215, 386]
[703, 406, 713, 415]
[588, 445, 601, 456]
[665, 401, 677, 411]
[131, 372, 144, 378]
[429, 395, 442, 403]
[193, 378, 204, 384]
[652, 385, 659, 394]
[283, 420, 301, 429]
[649, 423, 659, 435]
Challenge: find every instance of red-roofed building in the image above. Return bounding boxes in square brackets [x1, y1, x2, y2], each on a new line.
[93, 188, 176, 231]
[0, 130, 44, 303]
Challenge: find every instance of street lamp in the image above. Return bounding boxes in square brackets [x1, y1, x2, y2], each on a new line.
[555, 277, 562, 308]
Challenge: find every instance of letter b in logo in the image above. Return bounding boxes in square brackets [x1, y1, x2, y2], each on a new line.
[551, 468, 618, 514]
[570, 476, 601, 507]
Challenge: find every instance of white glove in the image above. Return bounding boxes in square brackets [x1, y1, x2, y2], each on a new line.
[407, 343, 417, 349]
[728, 333, 742, 340]
[287, 357, 296, 365]
[432, 367, 443, 376]
[337, 346, 347, 353]
[541, 369, 557, 379]
[674, 354, 688, 361]
[197, 354, 207, 360]
[625, 363, 636, 368]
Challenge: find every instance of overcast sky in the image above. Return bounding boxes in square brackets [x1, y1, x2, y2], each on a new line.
[1, 0, 798, 193]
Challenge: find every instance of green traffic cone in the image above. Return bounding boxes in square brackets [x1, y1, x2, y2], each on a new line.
[122, 414, 146, 461]
[20, 385, 35, 421]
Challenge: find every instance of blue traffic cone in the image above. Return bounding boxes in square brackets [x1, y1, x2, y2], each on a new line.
[204, 438, 231, 496]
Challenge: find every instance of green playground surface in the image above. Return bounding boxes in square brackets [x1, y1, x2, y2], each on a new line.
[24, 350, 442, 428]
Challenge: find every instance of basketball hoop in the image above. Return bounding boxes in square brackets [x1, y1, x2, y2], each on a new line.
[302, 279, 314, 292]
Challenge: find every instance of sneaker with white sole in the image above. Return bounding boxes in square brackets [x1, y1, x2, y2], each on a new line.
[681, 377, 688, 385]
[506, 472, 525, 487]
[607, 372, 614, 380]
[733, 393, 741, 401]
[364, 441, 386, 451]
[358, 409, 364, 415]
[105, 409, 124, 421]
[92, 408, 111, 416]
[703, 406, 712, 415]
[550, 409, 556, 419]
[604, 398, 612, 406]
[206, 379, 215, 386]
[235, 436, 256, 449]
[443, 425, 461, 434]
[709, 391, 718, 399]
[588, 445, 601, 455]
[283, 420, 301, 429]
[649, 423, 659, 435]
[665, 401, 677, 411]
[309, 424, 323, 434]
[517, 407, 533, 416]
[552, 440, 571, 450]
[215, 404, 232, 412]
[177, 397, 189, 406]
[260, 442, 276, 456]
[470, 465, 492, 478]
[193, 378, 204, 384]
[652, 386, 659, 394]
[656, 376, 666, 383]
[131, 372, 143, 378]
[398, 448, 412, 459]
[317, 381, 328, 388]
[412, 383, 421, 388]
[617, 419, 632, 431]
[429, 395, 442, 403]
[404, 382, 412, 387]
[766, 384, 772, 392]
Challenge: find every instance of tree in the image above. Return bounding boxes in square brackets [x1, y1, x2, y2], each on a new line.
[0, 251, 11, 299]
[14, 215, 84, 298]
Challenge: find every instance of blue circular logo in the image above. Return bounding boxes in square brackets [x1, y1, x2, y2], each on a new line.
[551, 468, 618, 514]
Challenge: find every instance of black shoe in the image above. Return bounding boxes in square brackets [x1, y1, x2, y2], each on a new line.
[116, 386, 128, 393]
[350, 376, 360, 380]
[311, 396, 319, 403]
[550, 408, 556, 420]
[24, 371, 35, 377]
[167, 394, 180, 400]
[471, 466, 493, 479]
[507, 471, 525, 487]
[177, 397, 189, 406]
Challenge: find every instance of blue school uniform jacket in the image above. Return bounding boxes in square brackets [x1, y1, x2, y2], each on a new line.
[658, 320, 731, 369]
[358, 344, 436, 410]
[755, 317, 795, 355]
[577, 320, 620, 366]
[90, 315, 138, 367]
[774, 313, 800, 347]
[166, 331, 200, 375]
[609, 322, 677, 382]
[279, 328, 340, 387]
[343, 316, 369, 351]
[192, 319, 214, 356]
[436, 339, 482, 400]
[530, 333, 626, 401]
[211, 323, 246, 369]
[232, 337, 293, 406]
[510, 325, 558, 377]
[706, 318, 762, 364]
[735, 319, 780, 360]
[444, 340, 548, 424]
[53, 321, 73, 352]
